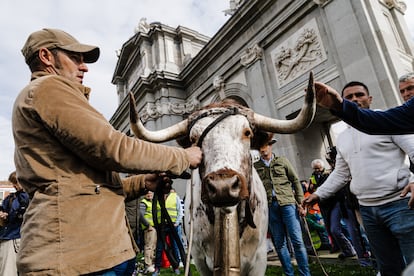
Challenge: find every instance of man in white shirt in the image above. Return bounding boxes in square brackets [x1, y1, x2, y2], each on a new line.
[302, 81, 414, 276]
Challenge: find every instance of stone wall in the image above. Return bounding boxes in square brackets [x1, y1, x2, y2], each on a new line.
[110, 0, 414, 188]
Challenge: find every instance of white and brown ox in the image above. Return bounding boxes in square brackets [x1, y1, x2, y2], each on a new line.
[129, 72, 316, 276]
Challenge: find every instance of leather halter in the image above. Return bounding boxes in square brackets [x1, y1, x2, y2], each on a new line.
[188, 107, 240, 148]
[187, 106, 256, 232]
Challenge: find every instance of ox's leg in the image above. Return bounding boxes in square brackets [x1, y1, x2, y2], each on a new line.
[192, 250, 214, 276]
[240, 236, 267, 276]
[240, 171, 268, 276]
[184, 173, 215, 276]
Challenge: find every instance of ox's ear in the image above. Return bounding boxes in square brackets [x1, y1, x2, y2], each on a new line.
[176, 135, 191, 148]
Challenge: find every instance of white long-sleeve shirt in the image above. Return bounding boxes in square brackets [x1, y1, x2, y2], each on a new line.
[315, 125, 414, 206]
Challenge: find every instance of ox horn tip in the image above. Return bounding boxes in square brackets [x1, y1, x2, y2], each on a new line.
[306, 71, 315, 103]
[129, 92, 138, 124]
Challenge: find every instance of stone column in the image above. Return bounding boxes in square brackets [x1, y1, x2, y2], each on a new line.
[240, 44, 274, 116]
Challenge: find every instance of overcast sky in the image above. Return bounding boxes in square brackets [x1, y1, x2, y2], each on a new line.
[0, 1, 414, 180]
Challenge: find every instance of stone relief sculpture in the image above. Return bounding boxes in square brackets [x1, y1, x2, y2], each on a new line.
[169, 98, 200, 115]
[141, 102, 162, 121]
[140, 99, 200, 122]
[213, 75, 225, 90]
[274, 29, 318, 80]
[213, 75, 226, 100]
[271, 19, 327, 87]
[383, 0, 407, 12]
[240, 43, 263, 67]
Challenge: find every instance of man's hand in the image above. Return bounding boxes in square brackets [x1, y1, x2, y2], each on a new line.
[400, 182, 414, 209]
[314, 81, 343, 111]
[144, 173, 173, 193]
[185, 146, 203, 169]
[297, 205, 307, 217]
[0, 211, 8, 220]
[301, 193, 320, 209]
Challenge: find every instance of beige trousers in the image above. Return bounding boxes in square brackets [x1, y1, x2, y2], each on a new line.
[144, 227, 157, 267]
[0, 238, 20, 276]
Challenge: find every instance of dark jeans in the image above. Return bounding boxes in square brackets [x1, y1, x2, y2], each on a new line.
[329, 201, 357, 256]
[84, 257, 136, 276]
[154, 225, 181, 269]
[360, 198, 414, 276]
[268, 201, 310, 276]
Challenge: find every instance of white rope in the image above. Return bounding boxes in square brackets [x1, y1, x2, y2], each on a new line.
[300, 210, 329, 276]
[184, 171, 195, 276]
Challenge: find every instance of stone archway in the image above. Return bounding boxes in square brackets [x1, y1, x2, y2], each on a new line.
[211, 82, 253, 107]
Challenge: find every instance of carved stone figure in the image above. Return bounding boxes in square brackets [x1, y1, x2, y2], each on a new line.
[240, 44, 263, 67]
[135, 17, 150, 34]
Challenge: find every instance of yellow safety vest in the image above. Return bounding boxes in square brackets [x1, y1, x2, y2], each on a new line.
[157, 192, 178, 223]
[141, 198, 155, 227]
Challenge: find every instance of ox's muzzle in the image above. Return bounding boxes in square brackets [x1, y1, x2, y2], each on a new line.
[201, 168, 249, 207]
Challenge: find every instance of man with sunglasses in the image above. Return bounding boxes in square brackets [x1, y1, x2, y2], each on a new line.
[13, 28, 202, 275]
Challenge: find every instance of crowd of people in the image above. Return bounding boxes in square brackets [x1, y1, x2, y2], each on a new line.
[251, 75, 414, 276]
[2, 26, 414, 276]
[308, 76, 414, 276]
[132, 187, 185, 275]
[304, 80, 414, 274]
[253, 132, 374, 276]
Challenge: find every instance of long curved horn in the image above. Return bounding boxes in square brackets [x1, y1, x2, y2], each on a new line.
[253, 71, 316, 134]
[129, 92, 188, 142]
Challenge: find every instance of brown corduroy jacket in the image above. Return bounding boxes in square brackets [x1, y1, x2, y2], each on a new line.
[12, 71, 190, 275]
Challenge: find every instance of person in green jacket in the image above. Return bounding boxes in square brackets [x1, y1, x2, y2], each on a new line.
[254, 132, 310, 276]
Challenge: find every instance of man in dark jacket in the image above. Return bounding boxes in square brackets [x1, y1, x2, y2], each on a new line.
[0, 171, 29, 275]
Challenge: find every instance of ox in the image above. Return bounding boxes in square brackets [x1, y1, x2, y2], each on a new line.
[129, 72, 316, 276]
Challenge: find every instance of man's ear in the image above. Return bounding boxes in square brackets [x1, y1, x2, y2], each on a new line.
[38, 48, 54, 66]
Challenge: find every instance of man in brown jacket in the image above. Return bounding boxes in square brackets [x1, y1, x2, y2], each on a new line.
[12, 28, 202, 275]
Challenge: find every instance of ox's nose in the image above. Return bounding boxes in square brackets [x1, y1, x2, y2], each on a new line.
[203, 170, 241, 207]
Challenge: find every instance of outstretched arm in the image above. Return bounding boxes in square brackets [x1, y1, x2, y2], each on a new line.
[315, 81, 414, 134]
[335, 99, 414, 134]
[314, 81, 343, 111]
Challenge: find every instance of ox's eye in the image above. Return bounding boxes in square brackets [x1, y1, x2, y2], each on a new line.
[244, 129, 252, 138]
